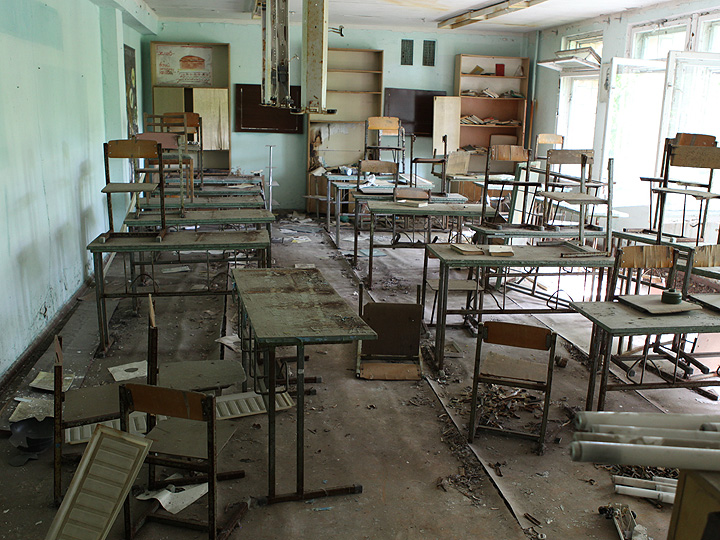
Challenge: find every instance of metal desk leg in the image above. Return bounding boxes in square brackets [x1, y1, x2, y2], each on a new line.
[597, 329, 614, 411]
[421, 248, 429, 313]
[268, 347, 277, 500]
[93, 252, 109, 351]
[326, 177, 332, 233]
[434, 262, 450, 369]
[266, 223, 272, 266]
[335, 185, 341, 247]
[368, 212, 375, 289]
[585, 323, 601, 410]
[295, 343, 305, 496]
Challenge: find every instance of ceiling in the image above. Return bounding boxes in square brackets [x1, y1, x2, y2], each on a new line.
[141, 0, 668, 32]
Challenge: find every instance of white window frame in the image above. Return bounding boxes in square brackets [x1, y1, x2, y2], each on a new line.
[697, 11, 720, 52]
[627, 15, 694, 58]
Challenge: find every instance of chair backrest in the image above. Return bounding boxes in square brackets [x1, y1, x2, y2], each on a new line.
[482, 321, 554, 351]
[691, 244, 720, 268]
[446, 151, 471, 176]
[163, 112, 201, 134]
[546, 149, 593, 166]
[534, 133, 564, 161]
[358, 159, 398, 175]
[136, 132, 180, 150]
[367, 116, 400, 135]
[106, 138, 161, 160]
[607, 245, 681, 300]
[486, 144, 529, 177]
[120, 383, 212, 422]
[668, 145, 720, 170]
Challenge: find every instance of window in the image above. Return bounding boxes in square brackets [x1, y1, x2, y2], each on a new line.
[632, 22, 689, 59]
[699, 16, 720, 52]
[556, 33, 602, 153]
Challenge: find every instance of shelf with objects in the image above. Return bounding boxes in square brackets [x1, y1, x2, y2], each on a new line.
[306, 48, 384, 216]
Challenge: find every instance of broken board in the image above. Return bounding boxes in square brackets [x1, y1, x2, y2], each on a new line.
[618, 295, 703, 315]
[45, 425, 151, 540]
[357, 361, 422, 381]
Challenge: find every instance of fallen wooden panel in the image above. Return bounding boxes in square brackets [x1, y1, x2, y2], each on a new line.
[45, 425, 151, 540]
[29, 371, 74, 392]
[65, 412, 149, 445]
[358, 362, 422, 381]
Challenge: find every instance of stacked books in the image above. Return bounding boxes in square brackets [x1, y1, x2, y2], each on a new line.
[396, 199, 428, 207]
[451, 244, 485, 255]
[480, 88, 499, 98]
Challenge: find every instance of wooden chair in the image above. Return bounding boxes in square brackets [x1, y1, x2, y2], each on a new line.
[53, 336, 125, 505]
[603, 245, 702, 385]
[533, 133, 564, 161]
[119, 383, 246, 540]
[468, 321, 557, 453]
[481, 144, 533, 225]
[654, 143, 720, 245]
[102, 137, 167, 240]
[644, 133, 717, 234]
[163, 112, 204, 190]
[364, 116, 405, 172]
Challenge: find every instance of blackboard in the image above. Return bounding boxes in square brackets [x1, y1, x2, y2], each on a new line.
[234, 84, 304, 134]
[384, 88, 447, 137]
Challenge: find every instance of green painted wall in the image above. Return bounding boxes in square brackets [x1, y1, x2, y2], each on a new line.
[144, 22, 528, 209]
[0, 0, 132, 374]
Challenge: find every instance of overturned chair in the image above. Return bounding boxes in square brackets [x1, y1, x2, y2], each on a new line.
[468, 321, 557, 453]
[356, 287, 423, 380]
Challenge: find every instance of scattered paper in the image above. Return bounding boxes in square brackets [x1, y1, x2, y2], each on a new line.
[9, 398, 53, 423]
[294, 263, 316, 269]
[29, 371, 74, 392]
[291, 236, 312, 243]
[137, 481, 208, 514]
[108, 361, 147, 382]
[216, 335, 242, 353]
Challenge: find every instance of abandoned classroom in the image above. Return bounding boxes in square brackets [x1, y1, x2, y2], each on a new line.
[4, 0, 720, 538]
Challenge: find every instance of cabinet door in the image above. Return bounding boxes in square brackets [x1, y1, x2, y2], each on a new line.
[153, 87, 184, 116]
[433, 96, 461, 154]
[194, 88, 229, 150]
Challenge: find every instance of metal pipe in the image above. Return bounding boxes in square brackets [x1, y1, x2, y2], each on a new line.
[614, 485, 675, 504]
[652, 476, 678, 486]
[575, 411, 720, 431]
[570, 441, 720, 471]
[591, 424, 720, 441]
[574, 432, 720, 450]
[612, 476, 676, 492]
[702, 422, 720, 432]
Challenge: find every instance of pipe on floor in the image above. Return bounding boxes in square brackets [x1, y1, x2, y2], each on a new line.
[614, 485, 675, 504]
[575, 411, 720, 431]
[590, 424, 720, 441]
[574, 432, 720, 450]
[570, 441, 720, 471]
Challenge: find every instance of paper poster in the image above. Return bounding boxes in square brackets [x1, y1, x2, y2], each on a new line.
[156, 44, 213, 87]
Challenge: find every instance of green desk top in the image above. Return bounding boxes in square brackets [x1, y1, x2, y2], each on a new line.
[349, 191, 468, 204]
[164, 186, 262, 197]
[232, 268, 377, 346]
[570, 300, 720, 336]
[426, 243, 614, 268]
[612, 230, 698, 251]
[366, 200, 486, 217]
[137, 195, 265, 209]
[166, 175, 264, 185]
[125, 209, 275, 227]
[468, 224, 607, 239]
[87, 229, 270, 253]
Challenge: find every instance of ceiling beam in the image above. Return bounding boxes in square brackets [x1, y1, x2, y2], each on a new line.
[438, 0, 549, 29]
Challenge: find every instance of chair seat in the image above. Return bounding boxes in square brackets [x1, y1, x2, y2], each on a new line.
[146, 417, 238, 460]
[480, 351, 548, 384]
[426, 279, 480, 292]
[64, 383, 121, 424]
[159, 360, 247, 390]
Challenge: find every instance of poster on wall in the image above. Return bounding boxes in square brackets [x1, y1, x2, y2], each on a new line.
[124, 45, 138, 136]
[155, 44, 213, 87]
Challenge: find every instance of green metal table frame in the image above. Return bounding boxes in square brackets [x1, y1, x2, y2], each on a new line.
[232, 268, 376, 505]
[571, 300, 720, 411]
[88, 230, 271, 351]
[426, 243, 614, 369]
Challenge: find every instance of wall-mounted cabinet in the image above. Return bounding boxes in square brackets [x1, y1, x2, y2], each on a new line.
[434, 54, 530, 172]
[150, 41, 230, 171]
[307, 48, 384, 212]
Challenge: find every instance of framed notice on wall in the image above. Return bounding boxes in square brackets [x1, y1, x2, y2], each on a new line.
[155, 44, 213, 87]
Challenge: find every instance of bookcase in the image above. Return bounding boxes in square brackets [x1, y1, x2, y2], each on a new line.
[433, 54, 530, 172]
[150, 41, 231, 171]
[307, 48, 384, 212]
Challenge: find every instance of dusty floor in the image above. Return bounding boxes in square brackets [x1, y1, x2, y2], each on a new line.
[0, 215, 717, 539]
